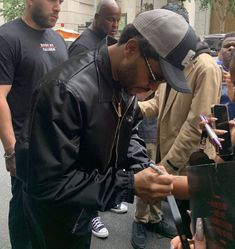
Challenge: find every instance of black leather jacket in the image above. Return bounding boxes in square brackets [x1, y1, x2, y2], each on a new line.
[16, 38, 150, 233]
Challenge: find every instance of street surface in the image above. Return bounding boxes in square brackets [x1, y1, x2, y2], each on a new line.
[0, 144, 172, 249]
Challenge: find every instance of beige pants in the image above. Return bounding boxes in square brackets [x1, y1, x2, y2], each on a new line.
[134, 197, 162, 223]
[134, 143, 162, 223]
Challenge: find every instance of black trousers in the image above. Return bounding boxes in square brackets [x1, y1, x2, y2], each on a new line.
[23, 192, 92, 249]
[9, 177, 32, 249]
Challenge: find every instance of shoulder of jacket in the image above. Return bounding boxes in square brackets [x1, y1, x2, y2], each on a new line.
[194, 53, 216, 64]
[193, 53, 220, 71]
[38, 53, 95, 89]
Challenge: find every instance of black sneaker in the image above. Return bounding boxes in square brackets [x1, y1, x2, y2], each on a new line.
[131, 221, 147, 249]
[148, 218, 177, 238]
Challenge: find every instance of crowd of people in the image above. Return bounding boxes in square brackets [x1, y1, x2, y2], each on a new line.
[0, 0, 234, 249]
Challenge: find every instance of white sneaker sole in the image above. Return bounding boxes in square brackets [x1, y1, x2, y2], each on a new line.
[92, 229, 109, 238]
[109, 208, 128, 214]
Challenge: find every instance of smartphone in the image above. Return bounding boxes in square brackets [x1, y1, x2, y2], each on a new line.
[211, 104, 233, 156]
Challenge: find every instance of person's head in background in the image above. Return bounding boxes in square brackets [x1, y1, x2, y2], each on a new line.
[229, 51, 235, 89]
[225, 48, 235, 103]
[23, 0, 63, 30]
[161, 2, 189, 23]
[92, 0, 121, 37]
[220, 32, 235, 69]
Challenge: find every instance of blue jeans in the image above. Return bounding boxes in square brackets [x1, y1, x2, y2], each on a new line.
[9, 176, 32, 249]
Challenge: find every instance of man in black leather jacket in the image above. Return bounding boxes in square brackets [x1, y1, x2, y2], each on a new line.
[69, 0, 124, 238]
[16, 9, 197, 249]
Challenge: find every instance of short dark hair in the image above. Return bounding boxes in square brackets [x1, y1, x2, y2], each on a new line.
[118, 24, 159, 60]
[161, 3, 189, 23]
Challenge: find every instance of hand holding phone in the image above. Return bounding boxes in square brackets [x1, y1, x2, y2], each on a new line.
[199, 115, 222, 149]
[211, 104, 233, 157]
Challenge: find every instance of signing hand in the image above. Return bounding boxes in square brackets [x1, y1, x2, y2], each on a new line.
[134, 165, 173, 204]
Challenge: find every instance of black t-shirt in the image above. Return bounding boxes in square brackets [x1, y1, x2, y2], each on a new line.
[0, 18, 68, 137]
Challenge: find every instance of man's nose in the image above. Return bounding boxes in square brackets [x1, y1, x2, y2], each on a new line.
[53, 1, 61, 12]
[112, 20, 119, 28]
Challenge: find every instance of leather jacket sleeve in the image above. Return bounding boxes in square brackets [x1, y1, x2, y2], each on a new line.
[16, 80, 135, 212]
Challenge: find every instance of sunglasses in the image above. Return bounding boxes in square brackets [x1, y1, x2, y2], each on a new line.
[143, 55, 165, 84]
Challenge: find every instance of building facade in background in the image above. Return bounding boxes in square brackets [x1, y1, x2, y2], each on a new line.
[55, 0, 211, 38]
[0, 0, 225, 39]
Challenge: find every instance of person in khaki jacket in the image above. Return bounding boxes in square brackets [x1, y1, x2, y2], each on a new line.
[131, 41, 222, 249]
[140, 50, 222, 173]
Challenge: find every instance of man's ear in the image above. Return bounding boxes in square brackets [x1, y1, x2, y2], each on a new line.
[124, 39, 139, 58]
[94, 13, 99, 21]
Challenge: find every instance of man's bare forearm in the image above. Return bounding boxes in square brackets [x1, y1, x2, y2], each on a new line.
[0, 98, 16, 152]
[172, 175, 190, 200]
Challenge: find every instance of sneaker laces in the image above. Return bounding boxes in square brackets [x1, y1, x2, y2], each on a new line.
[92, 217, 105, 232]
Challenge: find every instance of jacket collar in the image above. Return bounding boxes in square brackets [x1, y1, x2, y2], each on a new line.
[95, 36, 120, 103]
[86, 26, 108, 42]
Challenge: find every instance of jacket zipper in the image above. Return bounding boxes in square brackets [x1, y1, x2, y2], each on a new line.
[113, 101, 122, 118]
[108, 97, 134, 169]
[107, 101, 122, 166]
[71, 208, 85, 234]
